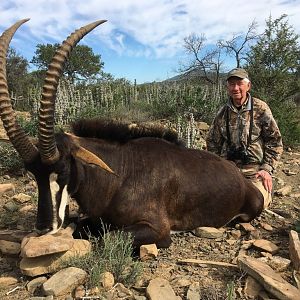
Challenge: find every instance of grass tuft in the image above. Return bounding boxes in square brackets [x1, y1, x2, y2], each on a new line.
[60, 224, 142, 289]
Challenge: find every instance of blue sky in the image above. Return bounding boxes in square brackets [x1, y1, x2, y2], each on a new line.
[1, 0, 300, 83]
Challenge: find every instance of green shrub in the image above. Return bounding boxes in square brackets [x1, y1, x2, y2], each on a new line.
[60, 226, 142, 289]
[0, 142, 23, 175]
[272, 102, 300, 146]
[16, 115, 38, 137]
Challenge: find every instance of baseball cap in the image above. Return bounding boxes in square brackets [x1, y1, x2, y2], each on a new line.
[226, 68, 249, 80]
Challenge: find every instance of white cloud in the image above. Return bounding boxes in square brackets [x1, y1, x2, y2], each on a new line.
[1, 0, 300, 80]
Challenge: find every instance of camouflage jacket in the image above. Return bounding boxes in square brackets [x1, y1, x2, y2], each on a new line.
[206, 94, 283, 174]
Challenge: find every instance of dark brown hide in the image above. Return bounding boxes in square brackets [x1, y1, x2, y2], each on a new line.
[68, 120, 263, 248]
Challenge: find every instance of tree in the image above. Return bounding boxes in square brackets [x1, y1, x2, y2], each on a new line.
[6, 48, 29, 96]
[246, 15, 300, 99]
[246, 14, 300, 144]
[218, 20, 260, 68]
[179, 33, 223, 84]
[31, 43, 105, 82]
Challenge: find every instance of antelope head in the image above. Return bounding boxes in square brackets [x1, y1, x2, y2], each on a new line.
[0, 19, 113, 234]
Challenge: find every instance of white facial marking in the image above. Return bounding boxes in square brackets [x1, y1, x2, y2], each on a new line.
[49, 173, 59, 233]
[48, 172, 69, 234]
[58, 185, 69, 226]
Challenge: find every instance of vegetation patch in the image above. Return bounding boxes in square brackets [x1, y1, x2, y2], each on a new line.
[60, 226, 142, 289]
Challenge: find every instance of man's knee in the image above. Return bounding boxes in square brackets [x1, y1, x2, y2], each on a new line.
[251, 178, 272, 209]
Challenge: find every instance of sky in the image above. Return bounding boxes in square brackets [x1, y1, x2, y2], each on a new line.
[1, 0, 300, 84]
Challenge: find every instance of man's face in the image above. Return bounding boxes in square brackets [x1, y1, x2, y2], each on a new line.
[227, 77, 251, 107]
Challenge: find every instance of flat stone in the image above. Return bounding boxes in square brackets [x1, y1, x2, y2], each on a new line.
[289, 230, 300, 271]
[0, 276, 18, 286]
[27, 276, 48, 294]
[0, 240, 21, 255]
[239, 256, 300, 300]
[244, 276, 263, 298]
[253, 239, 279, 254]
[21, 232, 75, 258]
[0, 183, 15, 195]
[146, 277, 181, 300]
[186, 282, 201, 300]
[194, 227, 223, 239]
[275, 185, 292, 196]
[259, 222, 273, 231]
[0, 230, 32, 242]
[42, 267, 87, 296]
[12, 193, 31, 203]
[240, 223, 255, 232]
[20, 239, 91, 276]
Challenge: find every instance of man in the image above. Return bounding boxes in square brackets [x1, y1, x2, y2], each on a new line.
[206, 68, 283, 209]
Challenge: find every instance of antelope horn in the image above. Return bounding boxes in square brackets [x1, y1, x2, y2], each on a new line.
[38, 20, 107, 165]
[0, 19, 39, 163]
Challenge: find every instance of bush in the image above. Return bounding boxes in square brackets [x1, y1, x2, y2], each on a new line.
[0, 142, 23, 175]
[16, 115, 38, 137]
[60, 225, 142, 289]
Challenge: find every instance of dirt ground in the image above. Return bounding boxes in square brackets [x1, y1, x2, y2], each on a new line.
[0, 144, 299, 299]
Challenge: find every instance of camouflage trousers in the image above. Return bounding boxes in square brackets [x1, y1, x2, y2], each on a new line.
[240, 165, 272, 209]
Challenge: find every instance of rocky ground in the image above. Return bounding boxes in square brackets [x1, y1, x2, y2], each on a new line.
[0, 137, 300, 299]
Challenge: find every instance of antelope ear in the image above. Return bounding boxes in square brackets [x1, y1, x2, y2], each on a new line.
[71, 145, 115, 175]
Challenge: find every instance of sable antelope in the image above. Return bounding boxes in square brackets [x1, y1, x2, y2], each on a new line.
[0, 19, 263, 248]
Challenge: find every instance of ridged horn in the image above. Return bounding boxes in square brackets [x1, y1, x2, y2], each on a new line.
[38, 20, 107, 165]
[0, 19, 39, 163]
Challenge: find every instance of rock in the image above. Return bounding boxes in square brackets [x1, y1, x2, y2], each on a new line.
[258, 256, 291, 272]
[244, 276, 263, 298]
[259, 222, 273, 231]
[241, 240, 254, 250]
[134, 296, 147, 300]
[230, 229, 241, 239]
[275, 185, 292, 196]
[140, 244, 158, 261]
[253, 239, 279, 254]
[239, 223, 255, 232]
[194, 227, 223, 239]
[0, 276, 18, 286]
[0, 183, 15, 195]
[99, 271, 114, 290]
[249, 229, 261, 240]
[21, 232, 75, 258]
[0, 229, 32, 242]
[20, 239, 91, 276]
[171, 277, 191, 287]
[42, 267, 87, 296]
[19, 204, 35, 214]
[12, 193, 31, 203]
[146, 278, 181, 300]
[226, 239, 237, 245]
[3, 201, 19, 212]
[0, 240, 21, 255]
[27, 276, 48, 294]
[105, 282, 134, 299]
[268, 256, 291, 271]
[73, 284, 85, 299]
[291, 192, 300, 198]
[239, 256, 300, 300]
[289, 230, 300, 271]
[186, 282, 201, 300]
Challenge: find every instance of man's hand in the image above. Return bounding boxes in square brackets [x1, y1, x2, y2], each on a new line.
[255, 170, 272, 193]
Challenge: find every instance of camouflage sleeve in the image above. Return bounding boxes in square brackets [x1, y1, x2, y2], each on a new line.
[260, 105, 283, 173]
[206, 108, 225, 155]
